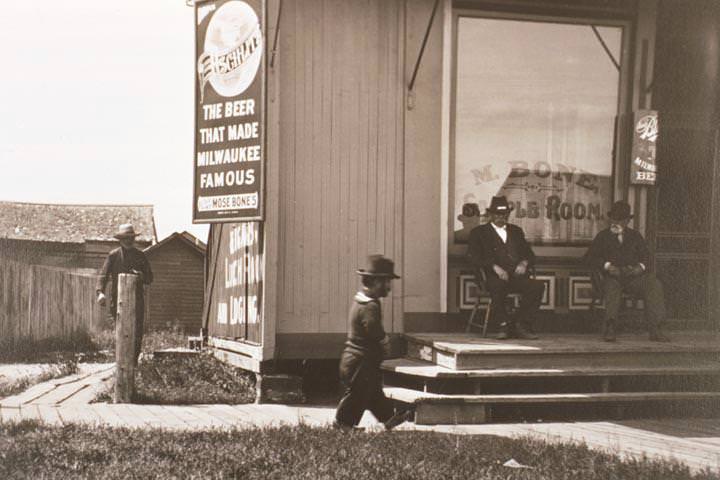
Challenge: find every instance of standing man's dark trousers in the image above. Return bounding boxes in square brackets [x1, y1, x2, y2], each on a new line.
[485, 275, 545, 333]
[602, 273, 666, 334]
[335, 350, 394, 427]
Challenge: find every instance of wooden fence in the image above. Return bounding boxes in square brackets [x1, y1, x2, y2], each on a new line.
[0, 258, 105, 343]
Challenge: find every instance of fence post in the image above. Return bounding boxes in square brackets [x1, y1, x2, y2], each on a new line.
[114, 273, 137, 403]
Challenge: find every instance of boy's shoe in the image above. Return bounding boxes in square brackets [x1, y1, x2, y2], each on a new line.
[332, 421, 364, 432]
[384, 409, 415, 430]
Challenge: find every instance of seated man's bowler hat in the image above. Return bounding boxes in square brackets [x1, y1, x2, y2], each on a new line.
[357, 255, 401, 279]
[114, 223, 140, 239]
[607, 201, 634, 221]
[486, 196, 514, 214]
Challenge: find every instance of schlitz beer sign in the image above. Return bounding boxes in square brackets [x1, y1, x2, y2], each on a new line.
[630, 110, 658, 185]
[194, 0, 265, 223]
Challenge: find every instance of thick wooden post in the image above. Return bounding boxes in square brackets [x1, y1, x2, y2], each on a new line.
[115, 273, 137, 403]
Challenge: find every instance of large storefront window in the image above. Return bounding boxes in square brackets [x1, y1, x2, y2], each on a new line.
[452, 17, 622, 246]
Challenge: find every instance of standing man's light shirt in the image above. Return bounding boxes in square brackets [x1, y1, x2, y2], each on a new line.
[492, 222, 508, 243]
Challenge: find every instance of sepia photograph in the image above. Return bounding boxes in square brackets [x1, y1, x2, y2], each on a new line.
[1, 0, 719, 478]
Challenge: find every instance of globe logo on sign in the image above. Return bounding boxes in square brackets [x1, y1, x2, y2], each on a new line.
[635, 114, 658, 143]
[197, 1, 263, 102]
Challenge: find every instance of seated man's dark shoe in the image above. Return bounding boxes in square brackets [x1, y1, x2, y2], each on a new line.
[514, 324, 539, 340]
[603, 320, 617, 342]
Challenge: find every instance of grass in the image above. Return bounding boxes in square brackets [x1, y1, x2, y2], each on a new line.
[93, 351, 256, 405]
[0, 326, 186, 364]
[89, 327, 188, 360]
[0, 327, 253, 405]
[0, 330, 95, 363]
[92, 327, 256, 404]
[133, 352, 255, 404]
[0, 420, 715, 480]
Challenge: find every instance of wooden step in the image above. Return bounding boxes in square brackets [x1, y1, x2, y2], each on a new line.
[384, 386, 720, 425]
[382, 357, 720, 395]
[406, 333, 720, 370]
[382, 357, 720, 379]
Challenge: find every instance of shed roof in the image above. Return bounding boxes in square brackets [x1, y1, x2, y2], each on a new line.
[0, 201, 156, 244]
[144, 231, 206, 257]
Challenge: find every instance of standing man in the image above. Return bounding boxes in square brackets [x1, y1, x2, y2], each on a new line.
[467, 196, 544, 340]
[334, 255, 413, 431]
[585, 201, 670, 343]
[96, 223, 153, 364]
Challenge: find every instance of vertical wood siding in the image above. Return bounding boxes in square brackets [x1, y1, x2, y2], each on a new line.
[277, 0, 405, 334]
[145, 240, 205, 334]
[0, 258, 104, 344]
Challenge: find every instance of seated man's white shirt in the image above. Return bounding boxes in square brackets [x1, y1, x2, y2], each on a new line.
[491, 222, 508, 243]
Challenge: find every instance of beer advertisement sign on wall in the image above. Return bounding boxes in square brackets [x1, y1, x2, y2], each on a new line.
[629, 110, 658, 185]
[194, 0, 265, 223]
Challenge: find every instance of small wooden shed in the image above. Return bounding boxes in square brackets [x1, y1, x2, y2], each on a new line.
[144, 232, 206, 333]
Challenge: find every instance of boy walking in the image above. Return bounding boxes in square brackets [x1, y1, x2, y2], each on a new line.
[334, 255, 413, 431]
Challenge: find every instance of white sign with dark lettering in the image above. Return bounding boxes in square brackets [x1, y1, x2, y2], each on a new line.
[194, 0, 265, 223]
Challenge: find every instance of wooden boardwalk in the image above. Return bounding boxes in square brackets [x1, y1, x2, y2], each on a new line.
[0, 401, 718, 472]
[0, 363, 114, 407]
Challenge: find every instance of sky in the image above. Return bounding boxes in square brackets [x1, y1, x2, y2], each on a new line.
[0, 0, 208, 241]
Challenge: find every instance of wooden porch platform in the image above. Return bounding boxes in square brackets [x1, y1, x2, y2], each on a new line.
[383, 332, 720, 424]
[405, 332, 720, 355]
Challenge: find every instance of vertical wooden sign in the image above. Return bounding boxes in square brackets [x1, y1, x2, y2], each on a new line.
[206, 223, 263, 344]
[194, 0, 266, 223]
[630, 110, 658, 185]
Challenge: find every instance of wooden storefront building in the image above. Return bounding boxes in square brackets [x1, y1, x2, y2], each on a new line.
[202, 0, 720, 378]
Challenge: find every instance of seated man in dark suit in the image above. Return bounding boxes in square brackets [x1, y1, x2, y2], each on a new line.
[585, 200, 670, 343]
[467, 196, 545, 340]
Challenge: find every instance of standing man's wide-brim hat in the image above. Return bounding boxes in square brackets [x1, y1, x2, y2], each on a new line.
[356, 255, 401, 279]
[486, 195, 514, 214]
[114, 223, 140, 239]
[607, 201, 634, 221]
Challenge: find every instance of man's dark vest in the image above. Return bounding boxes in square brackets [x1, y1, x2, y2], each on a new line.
[494, 232, 523, 272]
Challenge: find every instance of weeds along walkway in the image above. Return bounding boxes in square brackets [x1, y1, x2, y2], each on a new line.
[1, 369, 720, 473]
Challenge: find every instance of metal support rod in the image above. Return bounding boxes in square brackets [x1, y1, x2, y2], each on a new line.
[270, 0, 283, 68]
[408, 0, 440, 92]
[591, 25, 620, 72]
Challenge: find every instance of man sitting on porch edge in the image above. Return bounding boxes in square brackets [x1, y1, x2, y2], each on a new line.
[467, 195, 544, 340]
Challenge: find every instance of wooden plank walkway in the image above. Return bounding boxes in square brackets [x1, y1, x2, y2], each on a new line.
[0, 363, 114, 407]
[0, 401, 719, 473]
